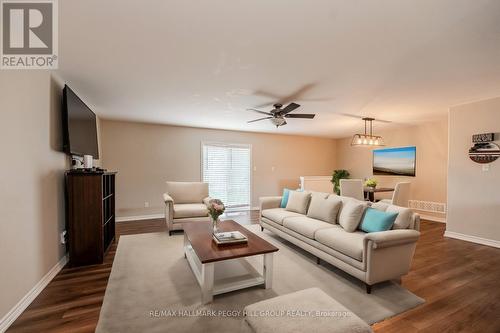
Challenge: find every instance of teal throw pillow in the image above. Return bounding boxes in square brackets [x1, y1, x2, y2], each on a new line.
[360, 208, 398, 233]
[280, 188, 291, 208]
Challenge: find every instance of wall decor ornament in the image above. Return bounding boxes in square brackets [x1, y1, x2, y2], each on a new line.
[469, 133, 500, 164]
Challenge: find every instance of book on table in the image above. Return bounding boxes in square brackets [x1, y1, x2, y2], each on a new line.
[213, 231, 248, 245]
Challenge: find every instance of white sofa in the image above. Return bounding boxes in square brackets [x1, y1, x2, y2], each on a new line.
[163, 181, 211, 235]
[259, 191, 420, 293]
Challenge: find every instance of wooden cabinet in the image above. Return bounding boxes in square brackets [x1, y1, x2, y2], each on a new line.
[66, 171, 116, 266]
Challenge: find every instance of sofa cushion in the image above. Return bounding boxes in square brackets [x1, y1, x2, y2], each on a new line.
[261, 208, 303, 225]
[360, 208, 398, 233]
[338, 200, 367, 232]
[307, 195, 342, 224]
[315, 228, 366, 261]
[166, 181, 209, 204]
[283, 216, 335, 239]
[173, 203, 208, 218]
[285, 191, 311, 214]
[386, 205, 412, 229]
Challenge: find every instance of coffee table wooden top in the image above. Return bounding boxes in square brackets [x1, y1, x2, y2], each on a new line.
[183, 220, 279, 264]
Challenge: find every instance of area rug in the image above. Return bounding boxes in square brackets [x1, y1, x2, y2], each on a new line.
[96, 225, 424, 333]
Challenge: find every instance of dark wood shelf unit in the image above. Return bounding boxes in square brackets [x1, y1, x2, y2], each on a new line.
[66, 171, 117, 267]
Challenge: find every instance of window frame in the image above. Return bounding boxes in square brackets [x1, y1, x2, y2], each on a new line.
[200, 141, 253, 210]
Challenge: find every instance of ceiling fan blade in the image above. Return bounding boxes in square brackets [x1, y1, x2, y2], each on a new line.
[247, 108, 272, 116]
[247, 116, 273, 123]
[284, 113, 316, 119]
[280, 102, 301, 114]
[338, 113, 392, 123]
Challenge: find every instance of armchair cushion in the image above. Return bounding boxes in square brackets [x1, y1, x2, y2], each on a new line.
[173, 203, 209, 219]
[165, 181, 209, 204]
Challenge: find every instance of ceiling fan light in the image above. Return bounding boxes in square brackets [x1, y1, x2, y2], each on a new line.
[270, 117, 286, 126]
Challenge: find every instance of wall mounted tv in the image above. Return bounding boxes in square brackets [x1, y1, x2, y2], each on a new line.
[373, 146, 416, 177]
[62, 85, 99, 158]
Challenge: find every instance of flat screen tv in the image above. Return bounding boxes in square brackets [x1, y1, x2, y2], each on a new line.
[373, 146, 416, 177]
[62, 85, 99, 158]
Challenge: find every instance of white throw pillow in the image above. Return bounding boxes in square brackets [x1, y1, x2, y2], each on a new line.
[386, 205, 412, 229]
[338, 200, 367, 232]
[285, 191, 311, 214]
[307, 195, 342, 224]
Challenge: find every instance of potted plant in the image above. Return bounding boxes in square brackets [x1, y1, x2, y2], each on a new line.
[207, 199, 225, 234]
[365, 178, 378, 189]
[331, 169, 350, 195]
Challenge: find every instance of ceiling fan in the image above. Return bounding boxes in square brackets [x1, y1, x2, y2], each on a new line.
[247, 102, 316, 127]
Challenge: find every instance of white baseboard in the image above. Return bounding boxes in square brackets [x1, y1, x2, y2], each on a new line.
[0, 255, 68, 333]
[444, 231, 500, 249]
[116, 214, 165, 222]
[418, 214, 446, 223]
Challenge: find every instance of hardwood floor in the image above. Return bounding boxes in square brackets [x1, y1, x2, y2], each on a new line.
[7, 213, 500, 332]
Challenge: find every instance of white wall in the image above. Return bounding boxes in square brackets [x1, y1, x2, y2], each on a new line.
[0, 72, 69, 324]
[446, 97, 500, 246]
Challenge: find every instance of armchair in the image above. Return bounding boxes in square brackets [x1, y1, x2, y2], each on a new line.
[163, 181, 211, 235]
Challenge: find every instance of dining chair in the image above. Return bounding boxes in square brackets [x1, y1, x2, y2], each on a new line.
[380, 182, 411, 207]
[339, 179, 365, 201]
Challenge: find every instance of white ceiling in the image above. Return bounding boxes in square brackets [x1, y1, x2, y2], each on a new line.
[56, 0, 500, 138]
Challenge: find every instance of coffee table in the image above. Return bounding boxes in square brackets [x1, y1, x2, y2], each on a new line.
[183, 220, 279, 304]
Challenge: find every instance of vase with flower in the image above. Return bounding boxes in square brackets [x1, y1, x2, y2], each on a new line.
[207, 199, 225, 234]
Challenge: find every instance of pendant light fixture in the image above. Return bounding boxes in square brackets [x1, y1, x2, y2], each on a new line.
[351, 117, 385, 146]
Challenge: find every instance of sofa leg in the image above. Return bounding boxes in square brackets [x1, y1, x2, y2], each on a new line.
[316, 257, 321, 265]
[169, 231, 172, 236]
[365, 283, 372, 294]
[260, 226, 264, 232]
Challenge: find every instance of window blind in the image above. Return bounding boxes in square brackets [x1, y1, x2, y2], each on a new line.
[202, 142, 251, 209]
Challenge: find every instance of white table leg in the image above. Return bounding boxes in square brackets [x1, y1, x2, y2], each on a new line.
[264, 253, 273, 289]
[201, 263, 214, 304]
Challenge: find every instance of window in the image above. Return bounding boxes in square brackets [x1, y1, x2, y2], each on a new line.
[202, 142, 251, 209]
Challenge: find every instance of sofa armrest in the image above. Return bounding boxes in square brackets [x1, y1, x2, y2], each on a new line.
[364, 229, 420, 285]
[202, 196, 212, 207]
[163, 193, 174, 204]
[364, 230, 420, 249]
[163, 193, 174, 231]
[259, 196, 282, 212]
